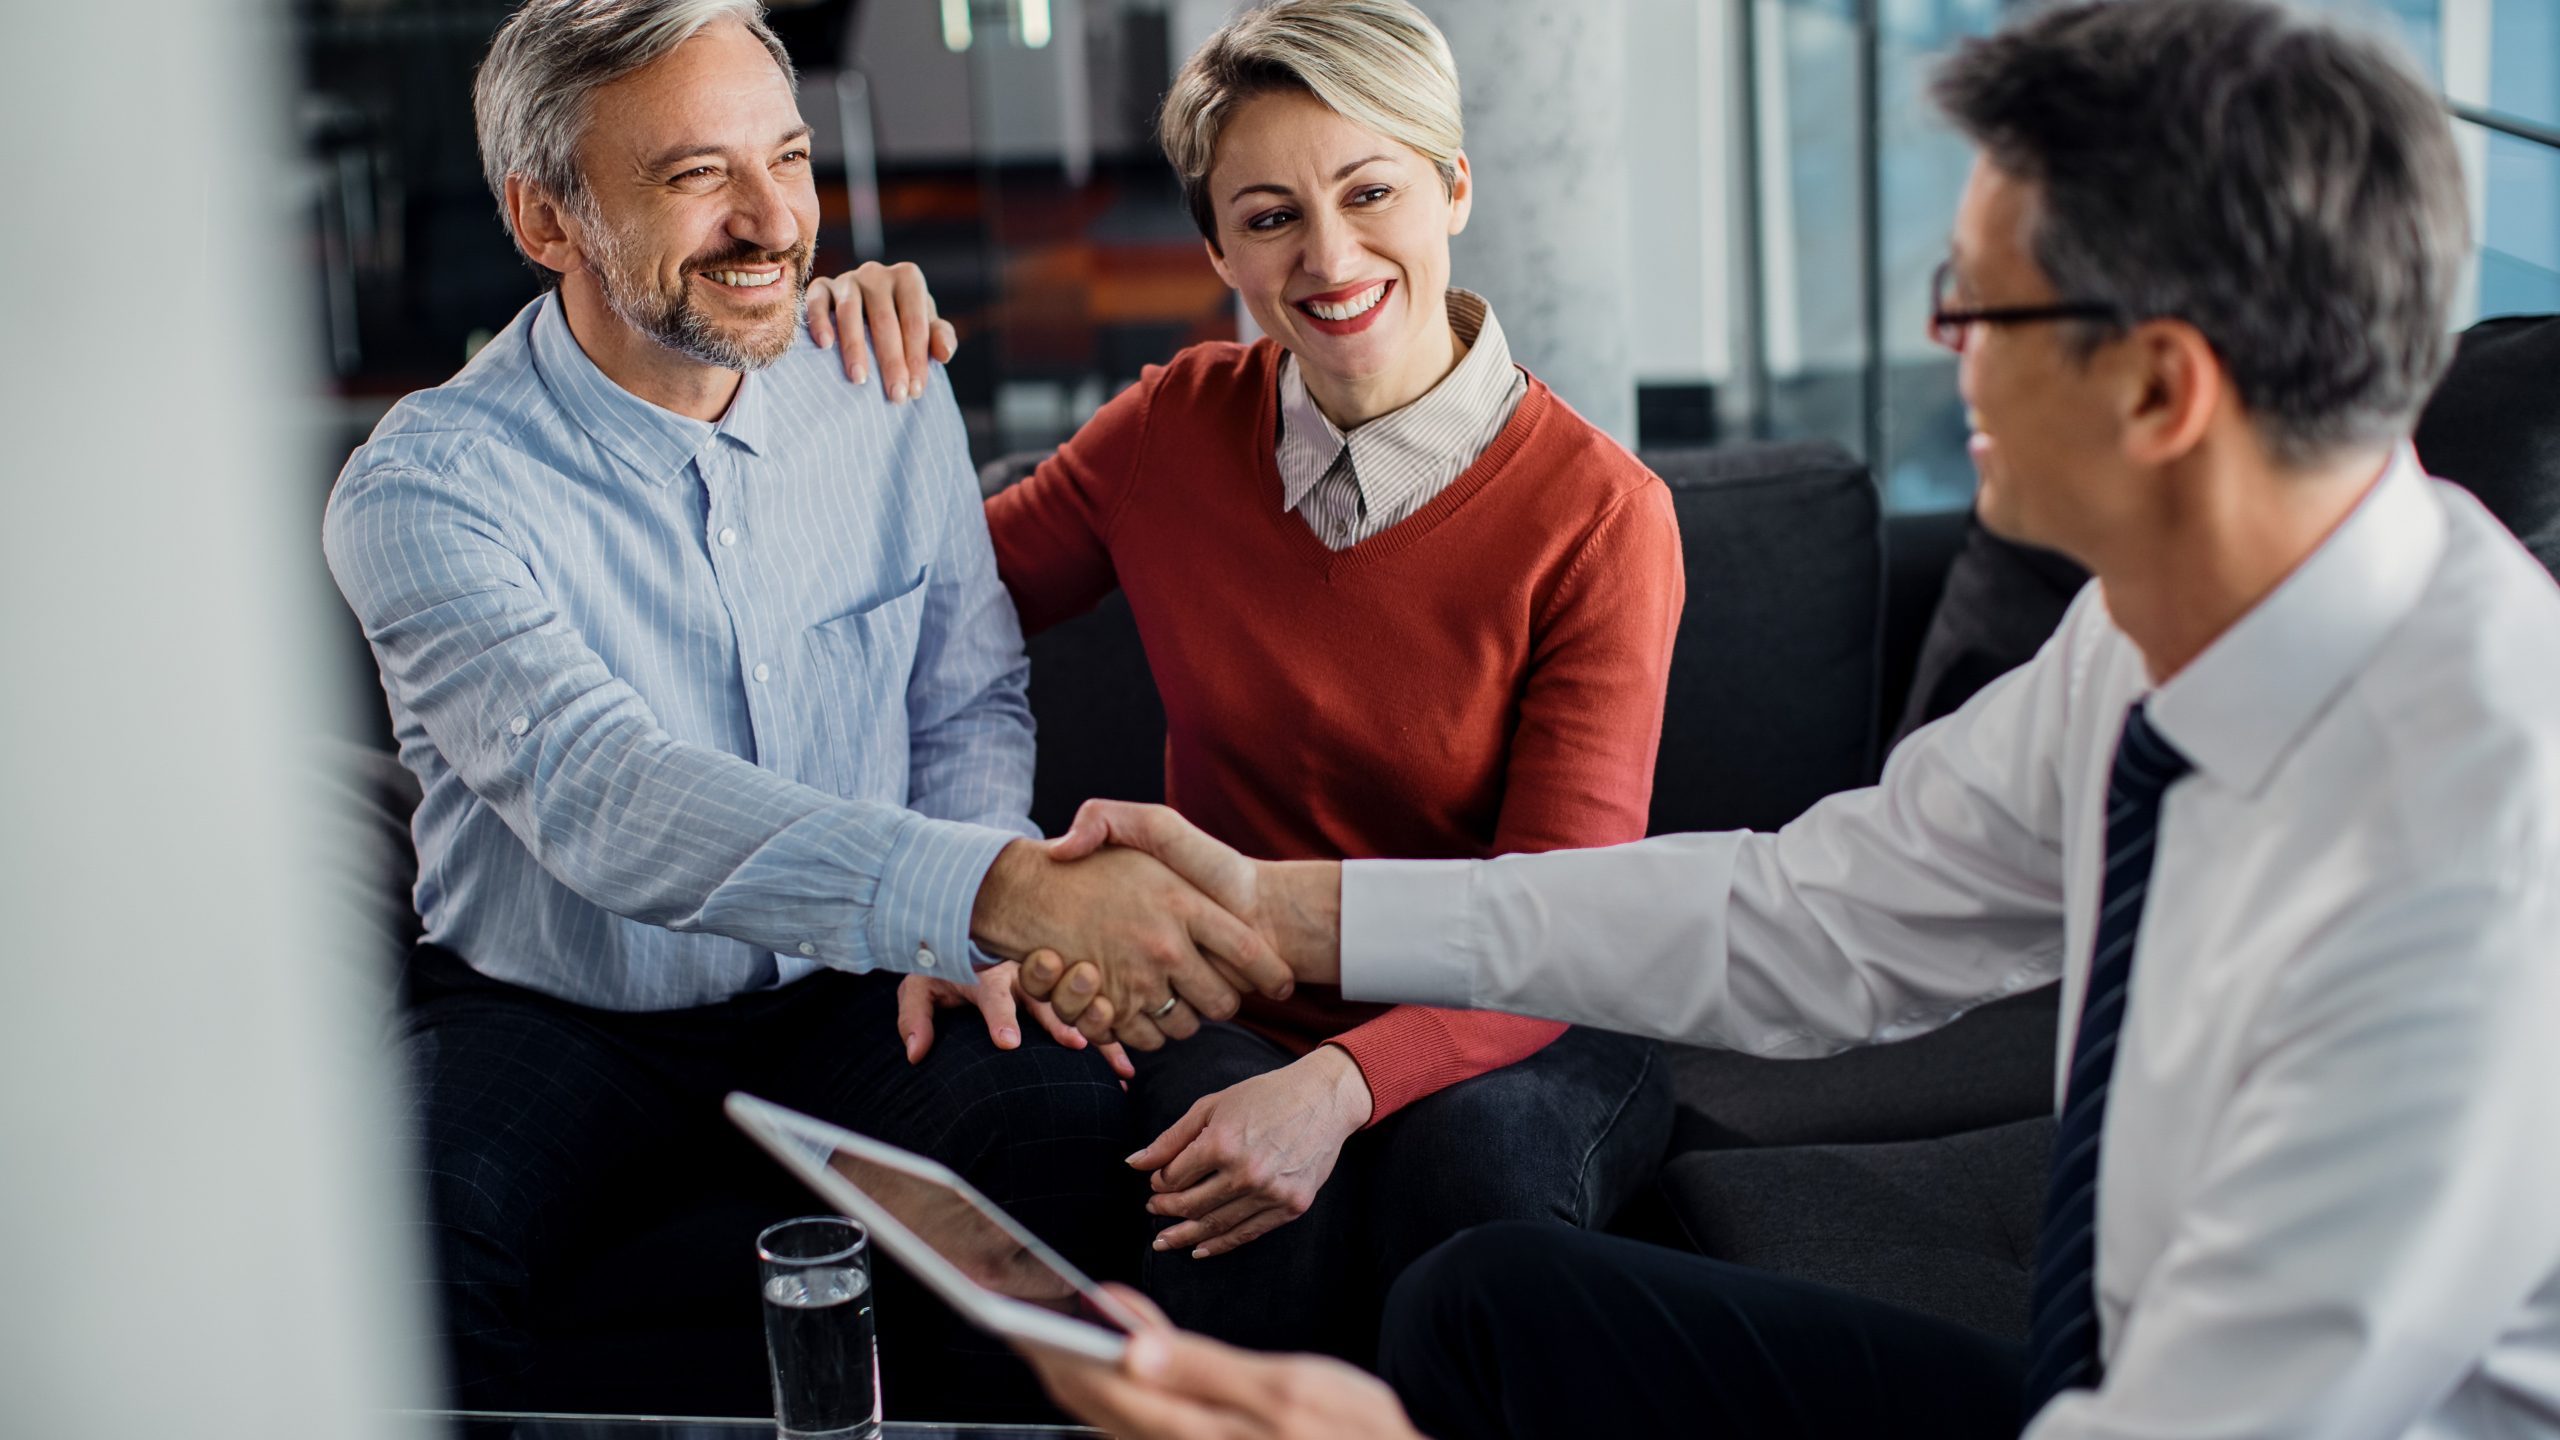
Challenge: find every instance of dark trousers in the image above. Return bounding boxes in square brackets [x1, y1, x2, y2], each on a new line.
[1129, 1024, 1671, 1364]
[399, 944, 1133, 1417]
[1381, 1222, 2026, 1439]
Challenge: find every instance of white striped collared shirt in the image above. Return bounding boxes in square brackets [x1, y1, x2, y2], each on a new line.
[323, 292, 1035, 1012]
[1277, 288, 1528, 550]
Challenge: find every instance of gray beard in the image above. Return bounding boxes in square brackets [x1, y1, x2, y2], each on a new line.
[583, 221, 811, 372]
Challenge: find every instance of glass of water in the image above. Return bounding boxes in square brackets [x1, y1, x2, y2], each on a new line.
[757, 1216, 880, 1440]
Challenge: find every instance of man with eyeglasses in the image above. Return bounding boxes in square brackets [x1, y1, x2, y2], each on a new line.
[987, 0, 2560, 1435]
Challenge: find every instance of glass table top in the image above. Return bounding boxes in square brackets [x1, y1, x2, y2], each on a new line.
[408, 1413, 1102, 1438]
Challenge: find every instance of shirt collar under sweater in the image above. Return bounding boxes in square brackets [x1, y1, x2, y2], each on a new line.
[1275, 289, 1527, 543]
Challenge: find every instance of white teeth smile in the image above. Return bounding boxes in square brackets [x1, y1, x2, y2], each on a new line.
[1302, 282, 1388, 321]
[704, 269, 781, 288]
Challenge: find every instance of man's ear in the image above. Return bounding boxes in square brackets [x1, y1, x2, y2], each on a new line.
[2119, 318, 2219, 468]
[1203, 235, 1238, 291]
[504, 174, 583, 278]
[1445, 151, 1473, 238]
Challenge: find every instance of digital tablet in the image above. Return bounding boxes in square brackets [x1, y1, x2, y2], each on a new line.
[726, 1091, 1143, 1364]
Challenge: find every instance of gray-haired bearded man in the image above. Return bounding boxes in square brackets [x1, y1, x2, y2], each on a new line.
[322, 0, 1288, 1412]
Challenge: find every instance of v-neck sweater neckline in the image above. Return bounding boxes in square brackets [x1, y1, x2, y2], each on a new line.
[1242, 340, 1558, 580]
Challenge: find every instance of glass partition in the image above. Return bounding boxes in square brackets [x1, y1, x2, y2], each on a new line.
[1737, 0, 2560, 513]
[1749, 0, 1866, 466]
[1872, 0, 1996, 512]
[290, 0, 2559, 510]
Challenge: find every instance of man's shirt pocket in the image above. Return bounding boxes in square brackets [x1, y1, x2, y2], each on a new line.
[799, 569, 931, 802]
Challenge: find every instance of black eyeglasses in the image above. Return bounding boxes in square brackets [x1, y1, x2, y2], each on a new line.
[1928, 259, 2125, 353]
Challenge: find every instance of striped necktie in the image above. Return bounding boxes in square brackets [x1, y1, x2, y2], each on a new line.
[2023, 701, 2193, 1422]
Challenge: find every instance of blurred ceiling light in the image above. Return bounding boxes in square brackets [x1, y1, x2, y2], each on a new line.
[939, 0, 1050, 53]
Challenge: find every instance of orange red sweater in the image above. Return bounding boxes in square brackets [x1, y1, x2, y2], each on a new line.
[986, 339, 1683, 1122]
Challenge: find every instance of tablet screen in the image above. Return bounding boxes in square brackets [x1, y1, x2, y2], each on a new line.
[820, 1139, 1132, 1334]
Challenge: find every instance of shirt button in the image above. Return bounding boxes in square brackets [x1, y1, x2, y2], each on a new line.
[798, 942, 817, 957]
[718, 526, 738, 547]
[752, 663, 771, 683]
[507, 715, 530, 736]
[915, 946, 936, 970]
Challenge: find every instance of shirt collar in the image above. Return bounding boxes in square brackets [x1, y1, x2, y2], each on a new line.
[716, 362, 772, 458]
[1275, 288, 1516, 511]
[2144, 446, 2444, 796]
[528, 290, 767, 484]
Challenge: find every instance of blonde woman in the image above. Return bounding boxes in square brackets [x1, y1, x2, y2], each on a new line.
[811, 0, 1677, 1360]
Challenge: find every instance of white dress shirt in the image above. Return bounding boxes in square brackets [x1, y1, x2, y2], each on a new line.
[1343, 452, 2560, 1438]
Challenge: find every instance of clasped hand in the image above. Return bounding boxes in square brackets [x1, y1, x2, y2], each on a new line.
[1016, 801, 1335, 1046]
[894, 959, 1135, 1079]
[1134, 1045, 1371, 1259]
[967, 835, 1294, 1052]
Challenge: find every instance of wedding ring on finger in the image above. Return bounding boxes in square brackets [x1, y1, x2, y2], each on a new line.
[1149, 995, 1181, 1020]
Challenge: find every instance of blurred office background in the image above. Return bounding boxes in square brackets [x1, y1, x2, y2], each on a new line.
[5, 2, 2551, 1433]
[290, 0, 2560, 522]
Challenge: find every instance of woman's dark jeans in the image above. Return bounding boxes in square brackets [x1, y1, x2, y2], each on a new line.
[1128, 1022, 1672, 1364]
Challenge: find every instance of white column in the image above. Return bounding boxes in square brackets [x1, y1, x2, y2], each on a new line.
[1435, 0, 1640, 441]
[1, 2, 427, 1436]
[1623, 0, 1733, 386]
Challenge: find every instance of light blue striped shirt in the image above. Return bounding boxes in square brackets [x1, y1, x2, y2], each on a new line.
[324, 292, 1035, 1011]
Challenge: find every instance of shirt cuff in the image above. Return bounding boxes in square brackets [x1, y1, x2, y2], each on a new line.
[1339, 858, 1481, 1009]
[862, 814, 1020, 977]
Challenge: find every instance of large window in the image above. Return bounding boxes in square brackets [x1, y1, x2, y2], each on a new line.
[291, 1, 2555, 505]
[1740, 0, 2001, 513]
[1733, 0, 2560, 513]
[2475, 0, 2560, 315]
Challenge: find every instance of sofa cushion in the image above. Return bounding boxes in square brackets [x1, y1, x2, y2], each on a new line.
[979, 453, 1169, 837]
[2414, 313, 2560, 573]
[1662, 1116, 2053, 1340]
[1023, 590, 1167, 836]
[1888, 519, 2086, 751]
[1664, 984, 2058, 1152]
[1879, 506, 1973, 743]
[1643, 441, 1883, 834]
[312, 738, 424, 991]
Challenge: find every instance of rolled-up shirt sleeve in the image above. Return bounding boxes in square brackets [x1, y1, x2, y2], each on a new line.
[324, 460, 1013, 976]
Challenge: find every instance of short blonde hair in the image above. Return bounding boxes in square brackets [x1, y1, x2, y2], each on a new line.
[1158, 0, 1464, 247]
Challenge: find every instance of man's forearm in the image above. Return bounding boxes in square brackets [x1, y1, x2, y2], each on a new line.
[1261, 860, 1343, 986]
[969, 838, 1045, 959]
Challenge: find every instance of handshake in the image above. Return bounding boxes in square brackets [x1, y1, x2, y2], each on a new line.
[966, 802, 1344, 1050]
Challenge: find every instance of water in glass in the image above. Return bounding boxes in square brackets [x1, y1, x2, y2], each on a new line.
[762, 1263, 878, 1439]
